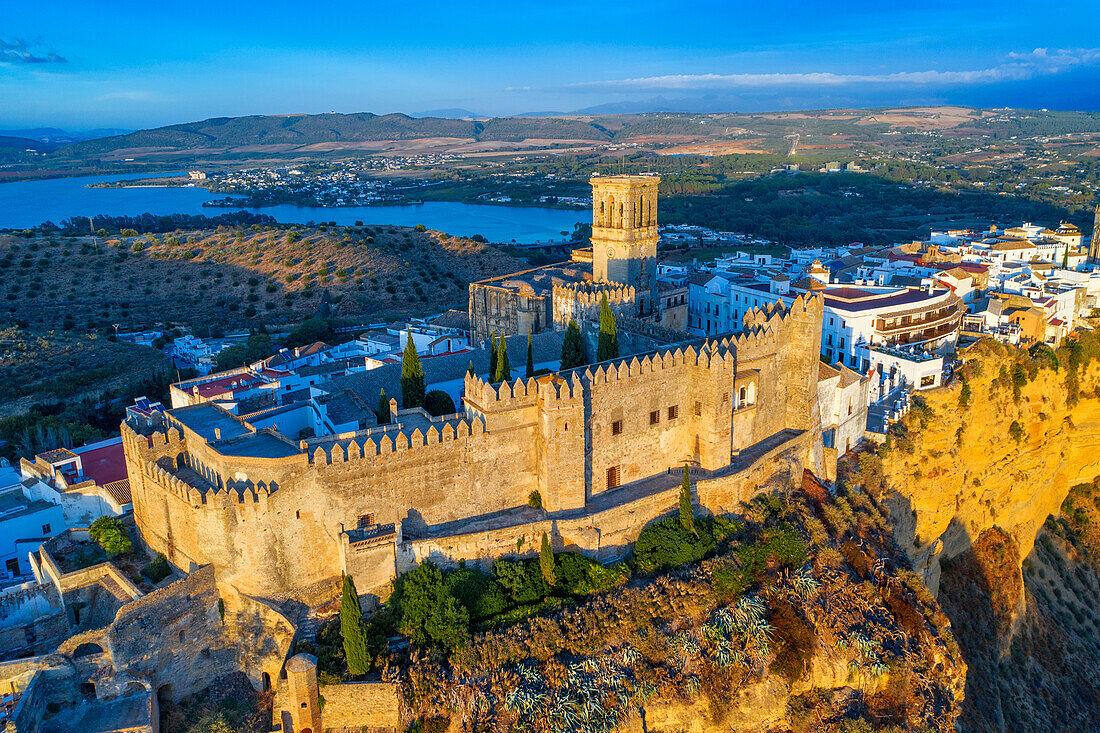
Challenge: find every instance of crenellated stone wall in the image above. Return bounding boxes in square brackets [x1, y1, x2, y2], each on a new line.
[123, 295, 825, 604]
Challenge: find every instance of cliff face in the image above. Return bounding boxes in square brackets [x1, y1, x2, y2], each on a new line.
[399, 480, 966, 733]
[873, 344, 1100, 595]
[858, 337, 1100, 731]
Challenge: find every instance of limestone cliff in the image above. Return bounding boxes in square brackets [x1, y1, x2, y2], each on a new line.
[850, 336, 1100, 731]
[871, 340, 1100, 594]
[397, 480, 966, 733]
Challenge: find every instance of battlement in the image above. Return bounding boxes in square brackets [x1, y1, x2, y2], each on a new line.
[309, 415, 488, 467]
[463, 371, 583, 410]
[551, 281, 636, 306]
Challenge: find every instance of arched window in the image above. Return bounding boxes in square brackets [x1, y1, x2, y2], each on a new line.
[738, 386, 747, 404]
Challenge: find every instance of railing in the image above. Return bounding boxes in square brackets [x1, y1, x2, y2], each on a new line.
[875, 306, 963, 334]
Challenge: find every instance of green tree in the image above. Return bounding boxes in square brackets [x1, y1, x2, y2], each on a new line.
[597, 293, 619, 362]
[488, 331, 498, 380]
[540, 532, 556, 585]
[495, 336, 511, 383]
[525, 333, 535, 378]
[340, 575, 370, 676]
[400, 339, 425, 408]
[89, 516, 132, 557]
[467, 360, 475, 377]
[1009, 420, 1024, 443]
[285, 317, 335, 348]
[214, 333, 273, 371]
[376, 388, 390, 424]
[392, 561, 470, 652]
[424, 390, 456, 417]
[560, 319, 585, 369]
[679, 466, 696, 536]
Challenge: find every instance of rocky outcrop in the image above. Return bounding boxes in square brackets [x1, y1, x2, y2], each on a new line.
[855, 337, 1100, 731]
[398, 479, 966, 733]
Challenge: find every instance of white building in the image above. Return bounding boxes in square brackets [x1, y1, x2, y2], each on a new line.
[0, 460, 64, 587]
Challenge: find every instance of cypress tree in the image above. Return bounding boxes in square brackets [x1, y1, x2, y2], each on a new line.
[340, 575, 370, 676]
[400, 338, 425, 408]
[1063, 245, 1070, 269]
[488, 331, 498, 381]
[679, 466, 696, 536]
[525, 333, 535, 378]
[560, 319, 585, 369]
[597, 293, 619, 362]
[540, 532, 556, 585]
[495, 336, 511, 383]
[377, 388, 390, 423]
[467, 359, 475, 377]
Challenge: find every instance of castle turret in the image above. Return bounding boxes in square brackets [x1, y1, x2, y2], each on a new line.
[590, 174, 660, 316]
[284, 654, 322, 733]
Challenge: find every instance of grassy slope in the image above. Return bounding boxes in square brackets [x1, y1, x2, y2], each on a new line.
[0, 226, 528, 333]
[0, 327, 169, 418]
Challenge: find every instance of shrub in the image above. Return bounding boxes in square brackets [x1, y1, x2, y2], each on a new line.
[88, 516, 132, 557]
[392, 561, 470, 652]
[527, 490, 542, 509]
[423, 390, 455, 417]
[285, 231, 301, 244]
[141, 552, 170, 583]
[633, 515, 738, 574]
[1009, 420, 1024, 443]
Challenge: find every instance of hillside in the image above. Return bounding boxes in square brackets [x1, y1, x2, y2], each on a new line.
[0, 225, 528, 333]
[0, 326, 169, 418]
[845, 336, 1100, 730]
[390, 481, 965, 732]
[54, 113, 613, 160]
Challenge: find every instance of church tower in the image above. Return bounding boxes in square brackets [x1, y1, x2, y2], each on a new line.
[1091, 203, 1100, 263]
[590, 174, 660, 315]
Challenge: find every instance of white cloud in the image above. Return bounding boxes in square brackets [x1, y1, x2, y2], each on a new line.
[567, 48, 1100, 93]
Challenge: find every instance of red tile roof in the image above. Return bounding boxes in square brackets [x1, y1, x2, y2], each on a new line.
[73, 439, 128, 487]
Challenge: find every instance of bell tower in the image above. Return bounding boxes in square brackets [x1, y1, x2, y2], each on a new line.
[590, 174, 660, 315]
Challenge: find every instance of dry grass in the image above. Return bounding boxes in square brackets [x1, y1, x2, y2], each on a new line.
[0, 225, 527, 333]
[0, 326, 169, 417]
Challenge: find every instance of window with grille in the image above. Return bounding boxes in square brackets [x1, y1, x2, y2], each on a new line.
[357, 513, 375, 528]
[607, 465, 621, 489]
[694, 401, 702, 416]
[611, 420, 623, 435]
[649, 410, 659, 425]
[668, 405, 678, 420]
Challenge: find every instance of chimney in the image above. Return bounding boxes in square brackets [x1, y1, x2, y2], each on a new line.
[214, 428, 221, 439]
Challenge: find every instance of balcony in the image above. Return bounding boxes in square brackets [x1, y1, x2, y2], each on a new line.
[875, 304, 964, 335]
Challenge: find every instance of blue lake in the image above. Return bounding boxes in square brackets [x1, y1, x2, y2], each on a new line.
[0, 172, 587, 243]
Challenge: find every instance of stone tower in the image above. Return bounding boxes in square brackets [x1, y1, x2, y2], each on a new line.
[1091, 203, 1100, 263]
[590, 174, 660, 316]
[284, 654, 322, 733]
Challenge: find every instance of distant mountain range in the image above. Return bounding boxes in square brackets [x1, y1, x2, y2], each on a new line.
[0, 127, 132, 144]
[49, 112, 615, 159]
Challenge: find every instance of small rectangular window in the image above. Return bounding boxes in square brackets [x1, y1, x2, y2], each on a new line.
[668, 405, 678, 420]
[722, 392, 729, 405]
[357, 513, 375, 528]
[694, 401, 702, 417]
[611, 420, 623, 436]
[649, 410, 660, 425]
[41, 523, 51, 534]
[606, 465, 621, 489]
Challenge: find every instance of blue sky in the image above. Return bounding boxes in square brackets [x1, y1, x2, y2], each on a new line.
[3, 0, 1100, 130]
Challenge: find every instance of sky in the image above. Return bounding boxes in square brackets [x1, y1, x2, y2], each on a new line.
[3, 0, 1100, 131]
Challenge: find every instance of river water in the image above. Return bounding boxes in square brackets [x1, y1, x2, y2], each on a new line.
[0, 172, 586, 243]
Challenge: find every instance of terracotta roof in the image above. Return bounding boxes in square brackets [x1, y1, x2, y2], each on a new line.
[73, 439, 128, 487]
[838, 366, 864, 388]
[818, 362, 841, 381]
[102, 479, 132, 506]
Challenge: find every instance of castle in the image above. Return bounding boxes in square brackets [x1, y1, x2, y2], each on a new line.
[119, 175, 833, 607]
